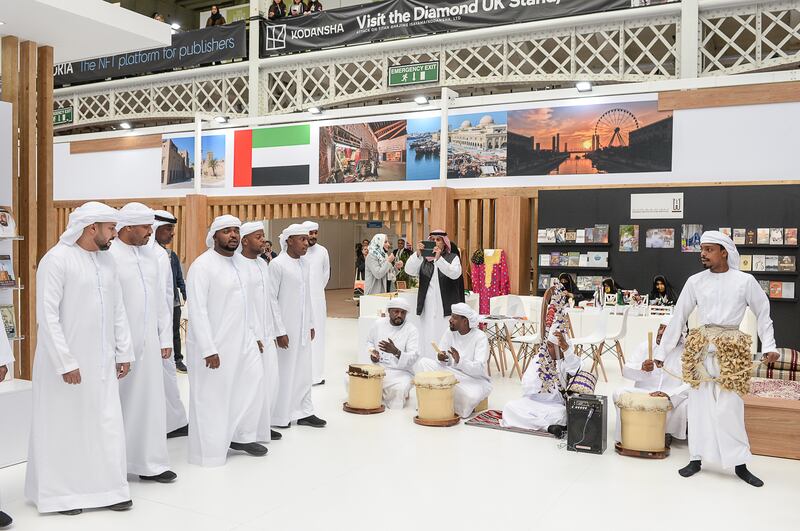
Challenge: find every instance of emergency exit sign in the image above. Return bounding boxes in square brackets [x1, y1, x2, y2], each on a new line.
[388, 62, 439, 87]
[53, 106, 74, 126]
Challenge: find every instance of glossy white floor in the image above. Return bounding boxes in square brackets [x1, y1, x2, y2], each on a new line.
[1, 317, 798, 531]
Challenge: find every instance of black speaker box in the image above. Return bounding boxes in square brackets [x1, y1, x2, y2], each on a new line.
[567, 394, 607, 454]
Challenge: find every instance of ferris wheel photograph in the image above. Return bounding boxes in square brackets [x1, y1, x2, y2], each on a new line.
[507, 98, 673, 176]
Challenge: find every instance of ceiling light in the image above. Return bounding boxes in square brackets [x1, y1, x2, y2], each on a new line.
[170, 23, 181, 30]
[414, 96, 429, 105]
[120, 122, 132, 130]
[214, 115, 229, 124]
[308, 106, 322, 115]
[576, 81, 593, 92]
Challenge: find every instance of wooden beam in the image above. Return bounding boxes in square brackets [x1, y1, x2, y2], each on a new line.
[184, 194, 209, 267]
[495, 196, 531, 295]
[659, 81, 800, 111]
[37, 45, 55, 262]
[429, 187, 456, 236]
[69, 134, 162, 154]
[18, 40, 37, 380]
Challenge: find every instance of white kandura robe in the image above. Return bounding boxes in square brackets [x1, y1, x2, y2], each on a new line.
[501, 345, 581, 430]
[362, 318, 420, 409]
[657, 269, 776, 468]
[403, 253, 463, 359]
[155, 244, 188, 433]
[26, 243, 134, 513]
[305, 243, 330, 384]
[236, 253, 281, 442]
[613, 340, 689, 441]
[270, 252, 315, 426]
[186, 249, 264, 467]
[110, 240, 173, 476]
[414, 328, 491, 418]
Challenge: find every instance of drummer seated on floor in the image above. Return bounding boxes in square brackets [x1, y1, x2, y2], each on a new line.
[364, 298, 420, 409]
[612, 315, 689, 444]
[414, 303, 492, 418]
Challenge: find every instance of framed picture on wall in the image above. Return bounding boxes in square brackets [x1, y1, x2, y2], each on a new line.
[681, 224, 703, 252]
[619, 225, 639, 252]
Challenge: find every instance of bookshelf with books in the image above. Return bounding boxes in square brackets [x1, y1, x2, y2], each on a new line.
[535, 224, 612, 295]
[0, 209, 24, 377]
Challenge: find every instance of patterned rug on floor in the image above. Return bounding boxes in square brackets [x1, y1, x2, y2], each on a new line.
[466, 410, 554, 438]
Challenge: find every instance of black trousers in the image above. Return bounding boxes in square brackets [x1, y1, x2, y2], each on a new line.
[173, 305, 183, 364]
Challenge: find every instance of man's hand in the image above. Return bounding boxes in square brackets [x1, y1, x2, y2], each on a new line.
[0, 365, 8, 382]
[257, 340, 264, 354]
[369, 349, 380, 363]
[763, 351, 780, 364]
[649, 391, 669, 399]
[416, 242, 425, 256]
[641, 359, 655, 372]
[437, 350, 449, 362]
[378, 338, 400, 358]
[63, 368, 81, 385]
[161, 347, 172, 360]
[395, 261, 404, 270]
[448, 347, 460, 364]
[311, 328, 316, 341]
[433, 245, 442, 261]
[277, 335, 289, 349]
[205, 354, 220, 369]
[555, 331, 569, 352]
[117, 362, 131, 379]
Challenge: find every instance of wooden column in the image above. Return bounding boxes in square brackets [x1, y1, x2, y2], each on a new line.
[429, 187, 456, 237]
[184, 194, 209, 267]
[37, 45, 55, 261]
[495, 195, 532, 295]
[18, 41, 38, 379]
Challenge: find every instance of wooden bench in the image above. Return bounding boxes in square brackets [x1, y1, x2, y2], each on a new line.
[744, 395, 800, 460]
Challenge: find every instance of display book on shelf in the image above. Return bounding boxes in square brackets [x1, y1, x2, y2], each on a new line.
[536, 223, 610, 293]
[721, 225, 798, 303]
[0, 207, 23, 378]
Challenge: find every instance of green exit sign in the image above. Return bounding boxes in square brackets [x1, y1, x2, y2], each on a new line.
[53, 106, 73, 126]
[388, 61, 439, 87]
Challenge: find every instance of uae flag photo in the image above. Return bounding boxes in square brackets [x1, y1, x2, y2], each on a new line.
[234, 124, 312, 187]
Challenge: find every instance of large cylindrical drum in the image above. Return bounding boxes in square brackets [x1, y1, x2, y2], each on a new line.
[615, 392, 672, 452]
[347, 364, 385, 410]
[414, 371, 458, 421]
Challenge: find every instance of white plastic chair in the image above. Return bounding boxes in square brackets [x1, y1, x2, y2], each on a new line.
[567, 309, 609, 382]
[598, 306, 630, 375]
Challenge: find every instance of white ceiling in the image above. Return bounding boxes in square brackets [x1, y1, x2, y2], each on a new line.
[0, 0, 172, 63]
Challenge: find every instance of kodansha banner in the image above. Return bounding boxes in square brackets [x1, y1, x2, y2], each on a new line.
[54, 22, 247, 86]
[261, 0, 647, 56]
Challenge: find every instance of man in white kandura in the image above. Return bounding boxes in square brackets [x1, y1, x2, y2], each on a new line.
[271, 224, 324, 428]
[0, 322, 14, 528]
[111, 203, 177, 484]
[26, 202, 134, 515]
[186, 215, 267, 466]
[365, 298, 420, 409]
[414, 303, 491, 418]
[657, 230, 780, 487]
[403, 230, 464, 359]
[302, 220, 330, 385]
[613, 316, 689, 443]
[151, 210, 189, 438]
[236, 221, 283, 443]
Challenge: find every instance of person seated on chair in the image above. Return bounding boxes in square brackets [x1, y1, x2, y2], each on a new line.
[612, 315, 689, 443]
[501, 283, 581, 437]
[364, 298, 419, 409]
[414, 303, 491, 418]
[649, 275, 677, 306]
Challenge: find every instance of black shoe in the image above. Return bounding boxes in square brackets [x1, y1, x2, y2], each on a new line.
[273, 423, 291, 429]
[106, 500, 133, 512]
[230, 442, 268, 457]
[312, 379, 326, 386]
[735, 464, 764, 487]
[175, 360, 188, 374]
[139, 470, 177, 483]
[58, 508, 83, 516]
[297, 415, 327, 428]
[0, 511, 12, 527]
[679, 460, 702, 478]
[270, 429, 283, 441]
[167, 424, 189, 439]
[547, 424, 566, 439]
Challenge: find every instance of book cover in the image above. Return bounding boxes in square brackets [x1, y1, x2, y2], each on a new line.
[739, 255, 752, 271]
[538, 274, 551, 290]
[576, 229, 586, 244]
[568, 252, 580, 267]
[0, 305, 15, 339]
[588, 251, 608, 268]
[782, 281, 795, 300]
[769, 281, 782, 299]
[752, 255, 766, 272]
[785, 228, 798, 246]
[555, 228, 567, 243]
[591, 276, 603, 289]
[619, 224, 639, 252]
[549, 252, 560, 267]
[770, 228, 784, 245]
[579, 254, 589, 268]
[745, 229, 757, 245]
[537, 229, 546, 243]
[565, 228, 577, 243]
[577, 276, 591, 292]
[757, 228, 770, 245]
[0, 208, 17, 238]
[545, 228, 556, 243]
[719, 227, 732, 239]
[595, 224, 609, 244]
[585, 228, 595, 243]
[779, 255, 796, 272]
[558, 254, 570, 267]
[765, 255, 779, 272]
[0, 255, 15, 287]
[758, 280, 770, 294]
[539, 254, 550, 267]
[681, 224, 703, 253]
[733, 228, 746, 245]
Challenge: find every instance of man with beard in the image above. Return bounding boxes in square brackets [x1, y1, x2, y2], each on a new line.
[365, 298, 419, 408]
[302, 221, 330, 385]
[26, 202, 135, 515]
[271, 224, 323, 428]
[186, 215, 267, 466]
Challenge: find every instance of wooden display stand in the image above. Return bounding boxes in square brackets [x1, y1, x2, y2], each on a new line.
[744, 395, 800, 460]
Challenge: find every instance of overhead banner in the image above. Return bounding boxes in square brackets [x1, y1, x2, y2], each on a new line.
[261, 0, 650, 56]
[54, 22, 247, 86]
